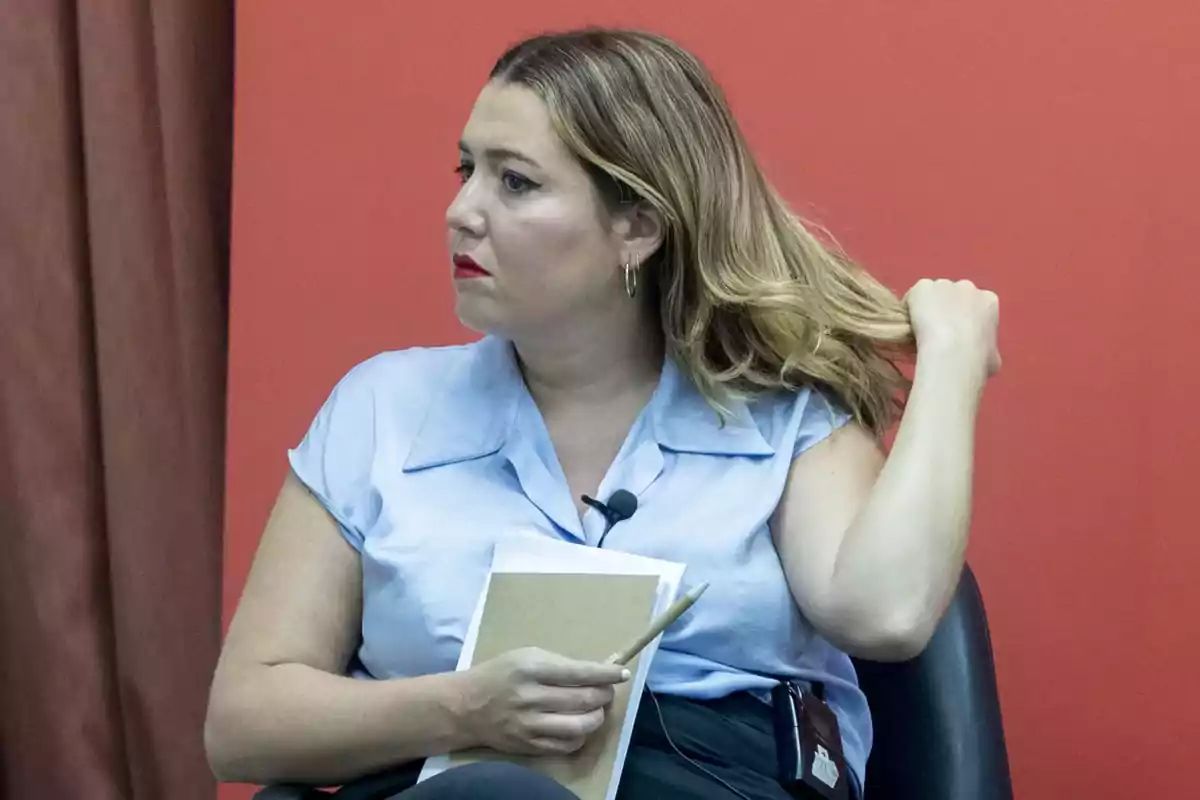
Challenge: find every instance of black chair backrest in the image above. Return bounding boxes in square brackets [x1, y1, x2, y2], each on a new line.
[852, 565, 1013, 799]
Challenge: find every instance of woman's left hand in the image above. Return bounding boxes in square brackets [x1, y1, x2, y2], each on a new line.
[905, 278, 1001, 380]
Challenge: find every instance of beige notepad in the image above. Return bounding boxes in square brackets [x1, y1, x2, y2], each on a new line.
[418, 536, 687, 800]
[448, 572, 660, 798]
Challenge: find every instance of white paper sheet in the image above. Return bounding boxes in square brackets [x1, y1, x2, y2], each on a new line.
[418, 533, 686, 800]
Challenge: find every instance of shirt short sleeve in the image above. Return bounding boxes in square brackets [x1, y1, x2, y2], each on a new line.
[792, 385, 854, 458]
[287, 359, 382, 552]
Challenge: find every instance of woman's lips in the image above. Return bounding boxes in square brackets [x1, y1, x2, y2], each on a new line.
[452, 255, 491, 279]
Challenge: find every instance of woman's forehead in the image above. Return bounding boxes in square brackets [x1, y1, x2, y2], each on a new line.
[460, 83, 571, 168]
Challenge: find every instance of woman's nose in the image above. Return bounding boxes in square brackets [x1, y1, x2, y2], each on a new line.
[445, 183, 485, 237]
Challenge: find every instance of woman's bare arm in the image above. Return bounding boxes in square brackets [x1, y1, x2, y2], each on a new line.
[203, 472, 473, 785]
[772, 279, 999, 661]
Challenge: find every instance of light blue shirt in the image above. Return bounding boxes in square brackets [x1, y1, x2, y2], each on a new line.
[288, 334, 871, 785]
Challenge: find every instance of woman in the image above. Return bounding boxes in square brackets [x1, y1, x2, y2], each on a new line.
[205, 28, 999, 799]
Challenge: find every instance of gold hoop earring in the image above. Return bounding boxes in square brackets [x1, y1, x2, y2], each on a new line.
[623, 253, 640, 299]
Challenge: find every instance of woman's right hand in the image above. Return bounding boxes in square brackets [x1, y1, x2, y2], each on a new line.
[456, 647, 631, 756]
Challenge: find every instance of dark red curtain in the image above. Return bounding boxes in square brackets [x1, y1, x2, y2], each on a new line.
[1, 1, 232, 797]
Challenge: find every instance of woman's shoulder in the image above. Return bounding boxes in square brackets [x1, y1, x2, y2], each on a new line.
[332, 341, 477, 395]
[294, 341, 485, 468]
[744, 380, 845, 418]
[313, 342, 481, 434]
[744, 382, 855, 457]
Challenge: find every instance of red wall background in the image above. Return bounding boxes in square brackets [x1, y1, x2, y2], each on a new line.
[223, 2, 1199, 798]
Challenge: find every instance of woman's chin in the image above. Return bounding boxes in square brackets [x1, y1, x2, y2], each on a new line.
[453, 297, 499, 336]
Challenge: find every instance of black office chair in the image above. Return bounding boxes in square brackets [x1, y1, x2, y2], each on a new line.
[255, 565, 1012, 799]
[254, 764, 422, 800]
[851, 564, 1013, 799]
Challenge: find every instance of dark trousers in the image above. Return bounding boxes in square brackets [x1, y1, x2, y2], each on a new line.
[393, 690, 852, 799]
[618, 691, 799, 799]
[393, 761, 577, 799]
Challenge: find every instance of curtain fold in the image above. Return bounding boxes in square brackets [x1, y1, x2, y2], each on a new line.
[1, 1, 233, 797]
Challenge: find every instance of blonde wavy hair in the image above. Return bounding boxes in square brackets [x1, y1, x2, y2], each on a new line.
[491, 28, 914, 436]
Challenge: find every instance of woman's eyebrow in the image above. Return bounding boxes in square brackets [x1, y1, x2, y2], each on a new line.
[458, 141, 542, 169]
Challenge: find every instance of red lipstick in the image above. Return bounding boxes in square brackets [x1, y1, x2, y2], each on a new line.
[453, 254, 491, 279]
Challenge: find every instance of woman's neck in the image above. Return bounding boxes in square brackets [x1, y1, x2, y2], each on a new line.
[512, 307, 665, 413]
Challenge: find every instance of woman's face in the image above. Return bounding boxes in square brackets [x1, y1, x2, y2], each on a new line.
[446, 81, 627, 338]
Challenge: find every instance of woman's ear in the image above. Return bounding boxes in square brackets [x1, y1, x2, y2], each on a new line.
[614, 200, 666, 265]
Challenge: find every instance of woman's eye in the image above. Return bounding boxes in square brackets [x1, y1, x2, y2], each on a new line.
[453, 163, 474, 183]
[502, 171, 536, 193]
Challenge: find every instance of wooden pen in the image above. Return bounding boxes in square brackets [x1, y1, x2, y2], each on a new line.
[606, 581, 710, 666]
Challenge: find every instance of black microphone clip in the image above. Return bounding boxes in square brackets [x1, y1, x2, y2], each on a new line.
[581, 489, 638, 547]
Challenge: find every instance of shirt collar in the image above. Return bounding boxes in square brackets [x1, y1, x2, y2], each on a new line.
[403, 336, 522, 471]
[403, 335, 774, 472]
[650, 358, 775, 457]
